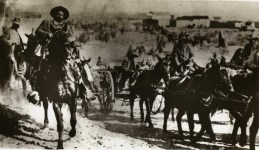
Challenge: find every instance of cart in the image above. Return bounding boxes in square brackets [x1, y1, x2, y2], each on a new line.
[84, 66, 164, 114]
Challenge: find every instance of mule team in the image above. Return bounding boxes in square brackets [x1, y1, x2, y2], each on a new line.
[0, 6, 258, 150]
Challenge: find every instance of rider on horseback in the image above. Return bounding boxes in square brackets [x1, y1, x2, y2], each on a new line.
[27, 6, 95, 104]
[170, 32, 194, 76]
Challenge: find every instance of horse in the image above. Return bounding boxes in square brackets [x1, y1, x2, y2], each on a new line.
[222, 67, 258, 149]
[129, 57, 169, 128]
[45, 30, 81, 148]
[214, 56, 255, 146]
[163, 62, 234, 142]
[0, 35, 27, 96]
[25, 30, 79, 149]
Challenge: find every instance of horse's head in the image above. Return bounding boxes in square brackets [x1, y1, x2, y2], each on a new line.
[48, 30, 73, 63]
[24, 33, 40, 60]
[205, 62, 234, 92]
[153, 56, 170, 85]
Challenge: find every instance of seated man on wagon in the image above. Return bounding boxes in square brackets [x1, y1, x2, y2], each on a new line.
[146, 48, 159, 69]
[119, 48, 139, 91]
[135, 45, 149, 70]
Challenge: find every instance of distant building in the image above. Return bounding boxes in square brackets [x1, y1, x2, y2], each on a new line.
[175, 16, 210, 28]
[143, 18, 158, 28]
[148, 11, 171, 27]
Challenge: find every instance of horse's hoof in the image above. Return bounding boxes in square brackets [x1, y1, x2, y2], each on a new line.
[231, 137, 238, 145]
[69, 129, 76, 137]
[163, 129, 168, 133]
[190, 137, 197, 144]
[163, 126, 167, 133]
[148, 124, 154, 128]
[43, 123, 49, 129]
[57, 141, 64, 149]
[190, 136, 197, 143]
[239, 135, 247, 147]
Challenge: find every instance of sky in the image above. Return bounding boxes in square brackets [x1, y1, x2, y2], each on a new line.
[6, 0, 259, 21]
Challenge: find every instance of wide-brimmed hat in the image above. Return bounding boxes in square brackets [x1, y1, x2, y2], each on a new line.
[12, 17, 21, 25]
[50, 6, 69, 20]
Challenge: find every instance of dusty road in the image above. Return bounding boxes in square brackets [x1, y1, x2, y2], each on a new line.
[0, 89, 258, 149]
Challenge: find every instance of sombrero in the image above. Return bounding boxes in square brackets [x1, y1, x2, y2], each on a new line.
[50, 6, 69, 20]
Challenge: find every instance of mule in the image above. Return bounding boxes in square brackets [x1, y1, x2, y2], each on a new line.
[129, 58, 169, 127]
[163, 63, 233, 142]
[25, 30, 79, 149]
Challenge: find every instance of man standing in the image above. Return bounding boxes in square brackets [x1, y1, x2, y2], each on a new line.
[2, 17, 25, 85]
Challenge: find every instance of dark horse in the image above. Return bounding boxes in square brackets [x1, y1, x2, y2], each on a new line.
[163, 62, 234, 142]
[129, 58, 169, 127]
[220, 68, 254, 147]
[25, 31, 78, 149]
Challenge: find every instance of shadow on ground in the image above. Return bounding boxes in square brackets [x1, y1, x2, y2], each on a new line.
[87, 103, 249, 150]
[0, 103, 71, 149]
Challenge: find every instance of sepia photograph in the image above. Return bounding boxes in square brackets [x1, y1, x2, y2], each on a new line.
[0, 0, 259, 149]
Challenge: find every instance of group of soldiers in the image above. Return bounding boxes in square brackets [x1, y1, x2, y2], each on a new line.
[0, 6, 96, 103]
[119, 31, 194, 91]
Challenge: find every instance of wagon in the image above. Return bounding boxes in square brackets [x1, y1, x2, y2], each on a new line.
[90, 66, 164, 114]
[112, 66, 164, 114]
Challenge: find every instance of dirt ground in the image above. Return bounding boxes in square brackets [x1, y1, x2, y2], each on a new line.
[0, 89, 258, 149]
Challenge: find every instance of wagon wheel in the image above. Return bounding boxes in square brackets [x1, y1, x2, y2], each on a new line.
[99, 71, 115, 113]
[151, 95, 164, 114]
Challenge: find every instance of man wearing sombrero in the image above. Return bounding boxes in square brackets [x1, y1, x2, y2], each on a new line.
[29, 6, 95, 106]
[36, 6, 69, 44]
[2, 17, 24, 86]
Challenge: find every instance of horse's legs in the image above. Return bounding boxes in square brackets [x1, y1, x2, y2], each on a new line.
[231, 120, 239, 145]
[194, 113, 207, 142]
[203, 112, 216, 142]
[230, 110, 248, 146]
[249, 115, 258, 150]
[163, 106, 171, 132]
[53, 102, 64, 149]
[139, 98, 144, 123]
[144, 98, 153, 128]
[176, 109, 185, 138]
[42, 97, 49, 128]
[69, 98, 77, 137]
[187, 112, 194, 141]
[129, 89, 135, 121]
[81, 99, 89, 117]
